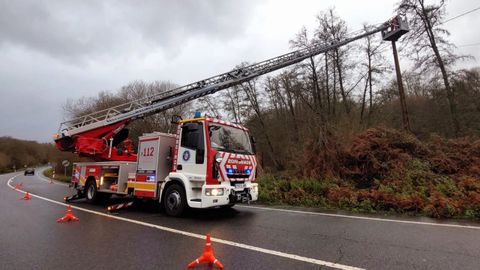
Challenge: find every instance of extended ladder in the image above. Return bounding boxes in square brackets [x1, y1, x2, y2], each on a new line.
[58, 20, 399, 137]
[55, 16, 409, 160]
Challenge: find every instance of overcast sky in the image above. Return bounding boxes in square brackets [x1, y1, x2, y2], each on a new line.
[0, 0, 478, 142]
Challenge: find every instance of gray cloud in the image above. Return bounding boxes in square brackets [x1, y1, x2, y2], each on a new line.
[0, 0, 478, 142]
[0, 0, 254, 62]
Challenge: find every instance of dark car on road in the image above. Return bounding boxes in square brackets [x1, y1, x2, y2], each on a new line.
[24, 168, 35, 176]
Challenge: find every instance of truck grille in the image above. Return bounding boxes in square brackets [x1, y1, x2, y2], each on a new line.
[227, 174, 249, 179]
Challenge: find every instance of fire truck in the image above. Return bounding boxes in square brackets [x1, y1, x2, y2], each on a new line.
[68, 115, 258, 216]
[54, 16, 408, 216]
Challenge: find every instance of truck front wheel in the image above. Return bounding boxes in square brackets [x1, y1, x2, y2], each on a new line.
[163, 184, 187, 217]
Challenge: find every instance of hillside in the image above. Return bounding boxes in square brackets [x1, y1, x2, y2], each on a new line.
[0, 137, 77, 175]
[258, 127, 480, 218]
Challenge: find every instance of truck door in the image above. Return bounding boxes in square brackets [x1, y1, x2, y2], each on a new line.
[176, 122, 207, 181]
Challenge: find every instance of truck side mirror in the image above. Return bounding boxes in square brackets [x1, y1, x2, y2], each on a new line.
[170, 115, 183, 124]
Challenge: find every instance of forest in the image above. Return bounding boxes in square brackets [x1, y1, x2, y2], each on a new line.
[6, 0, 480, 218]
[0, 136, 76, 175]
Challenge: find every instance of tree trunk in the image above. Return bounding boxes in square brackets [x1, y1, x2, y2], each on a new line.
[335, 49, 350, 115]
[325, 52, 331, 114]
[282, 75, 299, 141]
[367, 46, 374, 120]
[360, 76, 369, 123]
[333, 58, 337, 116]
[309, 57, 322, 111]
[419, 1, 461, 135]
[368, 61, 373, 119]
[242, 82, 284, 170]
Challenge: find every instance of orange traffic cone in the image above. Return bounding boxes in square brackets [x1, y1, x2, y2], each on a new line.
[57, 205, 79, 222]
[14, 182, 23, 190]
[187, 234, 224, 269]
[20, 192, 31, 200]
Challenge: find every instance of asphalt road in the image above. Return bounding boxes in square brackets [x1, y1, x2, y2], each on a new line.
[1, 170, 480, 270]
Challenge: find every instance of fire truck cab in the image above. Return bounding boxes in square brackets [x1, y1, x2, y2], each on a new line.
[71, 115, 258, 216]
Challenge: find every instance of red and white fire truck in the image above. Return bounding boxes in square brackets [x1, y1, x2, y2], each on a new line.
[69, 115, 258, 216]
[55, 16, 407, 216]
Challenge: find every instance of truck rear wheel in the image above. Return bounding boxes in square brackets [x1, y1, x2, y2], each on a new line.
[163, 184, 187, 217]
[85, 180, 101, 204]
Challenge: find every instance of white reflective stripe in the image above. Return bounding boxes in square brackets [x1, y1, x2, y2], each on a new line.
[220, 153, 229, 181]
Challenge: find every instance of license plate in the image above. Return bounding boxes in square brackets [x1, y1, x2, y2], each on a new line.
[234, 183, 246, 190]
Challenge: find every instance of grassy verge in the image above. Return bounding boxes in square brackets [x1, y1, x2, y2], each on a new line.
[43, 168, 71, 183]
[256, 170, 480, 219]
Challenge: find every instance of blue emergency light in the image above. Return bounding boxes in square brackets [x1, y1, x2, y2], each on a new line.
[194, 111, 202, 118]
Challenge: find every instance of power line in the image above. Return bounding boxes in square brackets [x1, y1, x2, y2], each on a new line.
[443, 6, 480, 24]
[458, 42, 480, 47]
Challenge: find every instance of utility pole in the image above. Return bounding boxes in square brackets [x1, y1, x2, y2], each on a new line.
[391, 40, 410, 132]
[382, 16, 411, 132]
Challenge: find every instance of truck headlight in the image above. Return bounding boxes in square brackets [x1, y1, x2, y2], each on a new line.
[205, 188, 224, 196]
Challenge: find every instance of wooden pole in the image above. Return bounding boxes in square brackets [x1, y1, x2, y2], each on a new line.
[391, 40, 411, 132]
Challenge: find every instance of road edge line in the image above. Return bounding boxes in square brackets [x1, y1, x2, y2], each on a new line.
[237, 205, 480, 230]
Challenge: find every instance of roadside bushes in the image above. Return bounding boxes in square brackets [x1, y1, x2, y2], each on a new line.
[257, 173, 480, 218]
[257, 126, 480, 218]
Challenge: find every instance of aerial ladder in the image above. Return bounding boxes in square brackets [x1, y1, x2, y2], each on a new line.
[54, 16, 409, 161]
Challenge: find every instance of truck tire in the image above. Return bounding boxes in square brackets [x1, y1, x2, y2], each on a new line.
[163, 184, 187, 217]
[85, 180, 101, 204]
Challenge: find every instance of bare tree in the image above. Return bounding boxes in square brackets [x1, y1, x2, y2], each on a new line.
[64, 80, 191, 146]
[241, 76, 284, 170]
[290, 27, 323, 112]
[360, 24, 391, 124]
[197, 95, 222, 119]
[221, 86, 249, 124]
[316, 8, 351, 115]
[398, 0, 469, 135]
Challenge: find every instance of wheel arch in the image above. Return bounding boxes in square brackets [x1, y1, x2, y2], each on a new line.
[85, 175, 97, 187]
[160, 177, 185, 204]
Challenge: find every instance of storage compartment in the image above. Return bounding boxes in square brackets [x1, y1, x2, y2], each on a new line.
[134, 132, 176, 198]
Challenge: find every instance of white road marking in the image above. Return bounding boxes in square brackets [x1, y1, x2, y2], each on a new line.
[6, 175, 364, 270]
[237, 205, 480, 230]
[35, 168, 69, 186]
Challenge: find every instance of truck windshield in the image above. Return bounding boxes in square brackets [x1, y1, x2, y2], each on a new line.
[209, 123, 253, 154]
